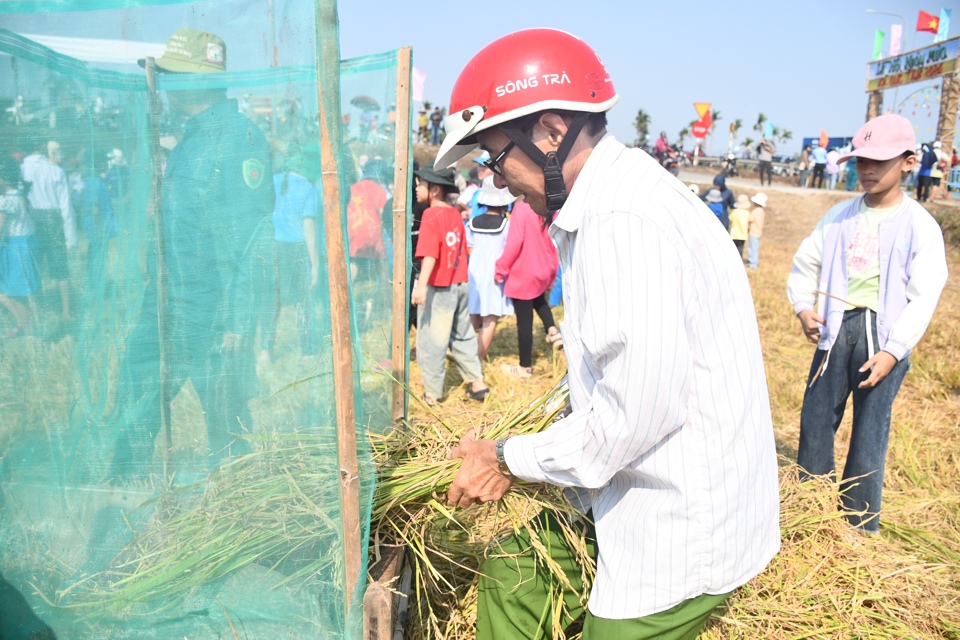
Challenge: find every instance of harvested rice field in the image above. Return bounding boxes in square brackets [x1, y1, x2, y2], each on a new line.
[396, 183, 960, 639]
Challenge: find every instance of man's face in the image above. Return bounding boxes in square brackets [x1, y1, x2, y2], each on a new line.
[476, 128, 549, 215]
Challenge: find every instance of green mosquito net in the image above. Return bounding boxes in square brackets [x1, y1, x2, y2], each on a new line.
[0, 1, 410, 637]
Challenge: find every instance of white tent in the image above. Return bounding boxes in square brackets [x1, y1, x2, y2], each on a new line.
[21, 33, 164, 65]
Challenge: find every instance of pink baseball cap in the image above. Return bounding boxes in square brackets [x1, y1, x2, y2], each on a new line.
[837, 114, 916, 164]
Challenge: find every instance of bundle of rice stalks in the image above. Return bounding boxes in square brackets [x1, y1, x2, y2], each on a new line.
[61, 434, 346, 616]
[370, 378, 594, 640]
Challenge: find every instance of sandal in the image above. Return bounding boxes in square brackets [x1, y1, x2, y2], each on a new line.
[467, 387, 489, 402]
[421, 393, 437, 408]
[499, 363, 533, 379]
[546, 330, 563, 350]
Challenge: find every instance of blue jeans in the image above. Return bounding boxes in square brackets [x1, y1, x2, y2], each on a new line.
[430, 125, 441, 145]
[797, 308, 910, 533]
[746, 236, 760, 269]
[417, 282, 483, 399]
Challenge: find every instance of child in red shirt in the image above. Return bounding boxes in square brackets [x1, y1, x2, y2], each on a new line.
[412, 167, 489, 405]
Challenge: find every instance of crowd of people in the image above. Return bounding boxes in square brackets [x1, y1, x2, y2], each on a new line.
[409, 152, 565, 406]
[696, 173, 767, 269]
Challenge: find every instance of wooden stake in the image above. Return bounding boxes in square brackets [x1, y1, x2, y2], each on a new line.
[143, 57, 172, 479]
[315, 0, 362, 610]
[391, 47, 413, 425]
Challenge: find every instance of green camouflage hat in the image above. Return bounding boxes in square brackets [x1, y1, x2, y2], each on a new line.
[141, 27, 226, 73]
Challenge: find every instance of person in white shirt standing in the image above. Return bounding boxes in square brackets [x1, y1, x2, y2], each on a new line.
[20, 137, 75, 322]
[437, 29, 780, 640]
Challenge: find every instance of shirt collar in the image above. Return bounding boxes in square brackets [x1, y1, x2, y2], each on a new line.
[551, 133, 621, 234]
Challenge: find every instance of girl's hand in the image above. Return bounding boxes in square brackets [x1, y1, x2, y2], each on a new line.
[797, 310, 825, 344]
[858, 351, 898, 389]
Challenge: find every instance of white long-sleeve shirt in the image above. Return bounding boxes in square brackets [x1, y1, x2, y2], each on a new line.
[21, 153, 76, 248]
[504, 135, 780, 620]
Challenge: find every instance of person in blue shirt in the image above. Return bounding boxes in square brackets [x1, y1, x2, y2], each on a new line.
[112, 28, 276, 478]
[810, 142, 828, 189]
[701, 173, 736, 230]
[259, 143, 319, 362]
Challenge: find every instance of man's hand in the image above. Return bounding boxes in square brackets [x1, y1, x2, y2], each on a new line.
[797, 310, 825, 345]
[411, 283, 428, 306]
[447, 429, 513, 509]
[859, 351, 898, 389]
[221, 331, 241, 352]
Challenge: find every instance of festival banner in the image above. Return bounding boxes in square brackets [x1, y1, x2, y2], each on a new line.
[873, 29, 885, 60]
[891, 24, 902, 56]
[866, 36, 960, 91]
[935, 8, 951, 43]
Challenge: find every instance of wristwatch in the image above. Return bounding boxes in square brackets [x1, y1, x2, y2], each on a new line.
[495, 437, 513, 477]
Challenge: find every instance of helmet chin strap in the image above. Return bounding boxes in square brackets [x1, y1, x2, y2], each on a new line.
[498, 111, 590, 212]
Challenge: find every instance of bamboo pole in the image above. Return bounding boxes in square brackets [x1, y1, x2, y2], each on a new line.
[315, 0, 362, 611]
[143, 58, 172, 479]
[391, 47, 412, 425]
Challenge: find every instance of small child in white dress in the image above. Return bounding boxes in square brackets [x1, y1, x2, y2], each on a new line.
[466, 177, 515, 359]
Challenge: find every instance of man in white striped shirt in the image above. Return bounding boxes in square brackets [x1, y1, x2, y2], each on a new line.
[439, 30, 780, 639]
[21, 138, 76, 321]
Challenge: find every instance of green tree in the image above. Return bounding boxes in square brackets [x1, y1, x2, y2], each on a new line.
[634, 108, 651, 146]
[709, 109, 722, 135]
[422, 100, 432, 111]
[754, 112, 767, 134]
[731, 118, 743, 140]
[743, 136, 755, 150]
[780, 129, 793, 145]
[708, 109, 722, 154]
[678, 126, 690, 147]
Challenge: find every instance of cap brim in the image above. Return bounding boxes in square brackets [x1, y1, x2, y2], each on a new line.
[413, 168, 458, 189]
[837, 146, 910, 164]
[137, 56, 221, 73]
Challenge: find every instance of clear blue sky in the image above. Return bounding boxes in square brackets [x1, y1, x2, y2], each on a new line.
[340, 0, 958, 155]
[2, 0, 954, 156]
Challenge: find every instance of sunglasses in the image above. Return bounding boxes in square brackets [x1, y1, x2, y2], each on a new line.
[482, 141, 515, 177]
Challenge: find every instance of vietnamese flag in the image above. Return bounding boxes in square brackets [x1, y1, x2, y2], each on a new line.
[916, 10, 940, 34]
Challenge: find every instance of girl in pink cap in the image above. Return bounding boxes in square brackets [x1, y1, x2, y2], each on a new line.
[787, 114, 948, 534]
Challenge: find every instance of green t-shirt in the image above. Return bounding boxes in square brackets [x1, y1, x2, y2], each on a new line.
[845, 201, 898, 310]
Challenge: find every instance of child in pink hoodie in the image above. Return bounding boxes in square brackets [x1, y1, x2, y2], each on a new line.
[495, 201, 561, 377]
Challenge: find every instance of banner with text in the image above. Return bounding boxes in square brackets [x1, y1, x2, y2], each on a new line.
[866, 36, 959, 91]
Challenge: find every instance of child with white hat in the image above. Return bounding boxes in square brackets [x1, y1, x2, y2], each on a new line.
[747, 192, 766, 269]
[466, 177, 516, 359]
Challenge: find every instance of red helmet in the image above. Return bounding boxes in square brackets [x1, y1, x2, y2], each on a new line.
[434, 29, 619, 169]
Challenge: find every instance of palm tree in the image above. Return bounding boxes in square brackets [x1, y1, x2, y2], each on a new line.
[709, 109, 722, 135]
[743, 136, 755, 150]
[708, 109, 722, 154]
[729, 117, 743, 151]
[678, 127, 690, 148]
[780, 129, 793, 145]
[732, 118, 743, 139]
[633, 108, 651, 146]
[754, 112, 767, 134]
[422, 100, 432, 111]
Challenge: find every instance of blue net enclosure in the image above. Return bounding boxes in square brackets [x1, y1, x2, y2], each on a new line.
[0, 1, 410, 637]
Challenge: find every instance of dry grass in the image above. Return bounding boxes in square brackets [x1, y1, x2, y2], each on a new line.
[399, 185, 960, 639]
